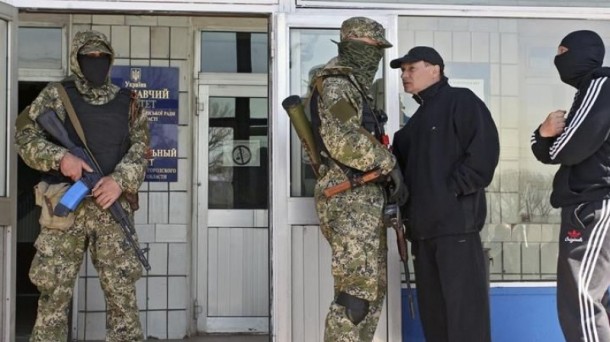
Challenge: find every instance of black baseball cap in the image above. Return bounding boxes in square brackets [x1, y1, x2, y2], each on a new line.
[390, 46, 444, 69]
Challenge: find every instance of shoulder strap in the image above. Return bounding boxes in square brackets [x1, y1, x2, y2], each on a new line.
[54, 83, 103, 172]
[55, 83, 87, 146]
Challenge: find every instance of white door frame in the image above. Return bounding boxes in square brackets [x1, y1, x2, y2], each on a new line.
[271, 12, 402, 342]
[0, 2, 18, 341]
[195, 76, 269, 333]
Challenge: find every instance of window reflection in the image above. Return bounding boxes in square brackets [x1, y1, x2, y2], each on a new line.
[18, 27, 62, 69]
[208, 97, 268, 209]
[288, 28, 384, 197]
[201, 31, 268, 73]
[395, 17, 610, 283]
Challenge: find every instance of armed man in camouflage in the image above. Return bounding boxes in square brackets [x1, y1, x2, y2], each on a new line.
[312, 17, 406, 341]
[15, 30, 148, 342]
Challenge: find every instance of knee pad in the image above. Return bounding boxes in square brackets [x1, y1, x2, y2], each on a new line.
[336, 292, 370, 326]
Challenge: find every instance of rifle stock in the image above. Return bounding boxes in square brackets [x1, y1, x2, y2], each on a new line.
[323, 169, 383, 197]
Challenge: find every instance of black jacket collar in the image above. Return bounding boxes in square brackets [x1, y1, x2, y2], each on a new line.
[413, 76, 448, 104]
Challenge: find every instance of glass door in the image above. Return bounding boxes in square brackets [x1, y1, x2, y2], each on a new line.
[0, 1, 18, 341]
[271, 13, 402, 342]
[196, 83, 269, 333]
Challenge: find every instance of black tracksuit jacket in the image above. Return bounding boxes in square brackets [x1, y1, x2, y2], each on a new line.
[393, 77, 500, 240]
[531, 67, 610, 208]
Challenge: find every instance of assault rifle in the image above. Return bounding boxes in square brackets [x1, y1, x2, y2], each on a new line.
[37, 110, 151, 271]
[384, 203, 416, 318]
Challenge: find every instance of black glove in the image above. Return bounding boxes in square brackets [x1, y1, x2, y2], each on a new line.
[388, 166, 408, 206]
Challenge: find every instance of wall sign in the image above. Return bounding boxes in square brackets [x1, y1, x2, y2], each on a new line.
[111, 66, 179, 182]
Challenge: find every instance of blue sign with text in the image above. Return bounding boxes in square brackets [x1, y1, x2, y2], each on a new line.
[111, 66, 179, 182]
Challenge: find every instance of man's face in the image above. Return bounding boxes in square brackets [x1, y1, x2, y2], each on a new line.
[84, 51, 108, 57]
[557, 45, 569, 55]
[399, 60, 440, 95]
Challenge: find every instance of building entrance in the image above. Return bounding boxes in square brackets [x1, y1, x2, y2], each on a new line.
[196, 83, 270, 333]
[14, 82, 77, 342]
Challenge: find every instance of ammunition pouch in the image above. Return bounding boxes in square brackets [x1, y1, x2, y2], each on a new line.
[34, 181, 75, 230]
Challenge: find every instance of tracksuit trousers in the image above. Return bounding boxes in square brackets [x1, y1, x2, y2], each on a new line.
[558, 199, 610, 342]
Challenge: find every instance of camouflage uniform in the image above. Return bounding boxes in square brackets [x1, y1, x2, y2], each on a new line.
[313, 17, 396, 342]
[14, 31, 148, 342]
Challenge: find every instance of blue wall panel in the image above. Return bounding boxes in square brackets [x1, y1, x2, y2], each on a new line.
[402, 287, 563, 341]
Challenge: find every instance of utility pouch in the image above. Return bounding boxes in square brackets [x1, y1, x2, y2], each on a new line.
[124, 192, 139, 211]
[34, 181, 76, 230]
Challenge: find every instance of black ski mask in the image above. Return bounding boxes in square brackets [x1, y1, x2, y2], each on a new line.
[78, 54, 111, 87]
[554, 30, 605, 88]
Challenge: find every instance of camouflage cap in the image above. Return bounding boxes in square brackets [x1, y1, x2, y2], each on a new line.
[77, 31, 112, 55]
[340, 17, 392, 48]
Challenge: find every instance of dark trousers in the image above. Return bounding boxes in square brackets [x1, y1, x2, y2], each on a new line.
[412, 232, 491, 342]
[558, 200, 610, 342]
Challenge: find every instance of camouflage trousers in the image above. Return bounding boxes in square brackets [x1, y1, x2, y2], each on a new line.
[29, 199, 143, 342]
[316, 178, 387, 342]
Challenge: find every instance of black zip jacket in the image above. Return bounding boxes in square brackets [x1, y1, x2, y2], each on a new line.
[393, 77, 500, 240]
[531, 68, 610, 208]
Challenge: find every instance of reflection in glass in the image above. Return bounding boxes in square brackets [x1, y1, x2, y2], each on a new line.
[18, 27, 62, 69]
[288, 28, 384, 197]
[394, 16, 610, 283]
[208, 97, 268, 209]
[201, 31, 268, 73]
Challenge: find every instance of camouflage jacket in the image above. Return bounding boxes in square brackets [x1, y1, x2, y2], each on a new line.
[314, 57, 395, 178]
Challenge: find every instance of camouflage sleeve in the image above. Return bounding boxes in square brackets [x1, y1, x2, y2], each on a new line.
[109, 97, 149, 194]
[14, 84, 68, 172]
[319, 77, 395, 174]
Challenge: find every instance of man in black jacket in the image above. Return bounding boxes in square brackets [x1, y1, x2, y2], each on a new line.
[531, 30, 610, 342]
[391, 46, 499, 342]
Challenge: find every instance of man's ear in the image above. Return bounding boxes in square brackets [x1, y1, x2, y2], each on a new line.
[432, 65, 442, 78]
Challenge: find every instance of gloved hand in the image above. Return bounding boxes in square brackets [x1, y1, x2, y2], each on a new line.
[388, 166, 408, 206]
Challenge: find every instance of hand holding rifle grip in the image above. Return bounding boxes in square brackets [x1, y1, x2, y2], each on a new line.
[323, 169, 383, 198]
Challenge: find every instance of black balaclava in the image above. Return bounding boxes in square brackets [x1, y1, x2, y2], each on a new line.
[337, 40, 384, 92]
[77, 54, 111, 87]
[554, 30, 605, 88]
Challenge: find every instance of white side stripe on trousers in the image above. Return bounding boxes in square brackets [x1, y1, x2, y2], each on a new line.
[579, 199, 610, 342]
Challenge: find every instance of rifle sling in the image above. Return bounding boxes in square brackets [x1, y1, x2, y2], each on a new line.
[55, 83, 104, 173]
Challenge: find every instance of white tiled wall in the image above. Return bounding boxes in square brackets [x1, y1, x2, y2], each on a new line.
[71, 13, 192, 340]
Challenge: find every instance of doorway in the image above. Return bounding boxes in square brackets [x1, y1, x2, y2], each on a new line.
[15, 82, 47, 341]
[196, 83, 270, 333]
